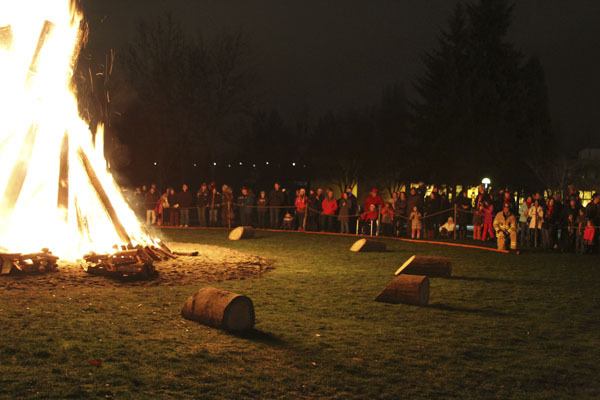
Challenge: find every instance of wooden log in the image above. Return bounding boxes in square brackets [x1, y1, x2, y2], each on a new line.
[181, 287, 255, 332]
[398, 255, 452, 278]
[57, 132, 69, 211]
[0, 25, 12, 48]
[350, 238, 386, 252]
[27, 21, 55, 80]
[375, 274, 429, 306]
[0, 125, 38, 211]
[78, 147, 131, 244]
[228, 226, 255, 241]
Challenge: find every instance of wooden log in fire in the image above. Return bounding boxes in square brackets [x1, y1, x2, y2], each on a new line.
[0, 25, 12, 48]
[181, 287, 255, 332]
[0, 249, 59, 275]
[375, 274, 429, 306]
[27, 20, 55, 79]
[77, 147, 131, 244]
[82, 247, 156, 279]
[57, 132, 69, 211]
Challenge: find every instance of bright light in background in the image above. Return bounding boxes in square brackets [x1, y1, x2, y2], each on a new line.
[482, 177, 491, 188]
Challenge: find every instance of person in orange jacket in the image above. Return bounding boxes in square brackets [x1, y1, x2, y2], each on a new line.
[321, 189, 338, 232]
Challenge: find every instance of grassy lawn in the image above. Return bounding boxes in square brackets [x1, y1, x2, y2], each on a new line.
[1, 229, 599, 399]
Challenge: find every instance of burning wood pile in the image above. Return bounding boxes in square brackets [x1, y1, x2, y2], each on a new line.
[0, 2, 168, 270]
[0, 248, 59, 275]
[82, 244, 176, 279]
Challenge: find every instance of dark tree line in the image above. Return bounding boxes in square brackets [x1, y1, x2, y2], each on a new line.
[75, 0, 573, 193]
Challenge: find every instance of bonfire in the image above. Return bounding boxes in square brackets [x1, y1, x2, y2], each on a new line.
[0, 0, 169, 276]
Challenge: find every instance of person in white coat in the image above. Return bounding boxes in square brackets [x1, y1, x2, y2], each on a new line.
[528, 199, 544, 247]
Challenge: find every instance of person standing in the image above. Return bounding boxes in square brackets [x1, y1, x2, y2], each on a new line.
[268, 182, 285, 229]
[345, 186, 358, 233]
[238, 187, 255, 227]
[208, 184, 222, 227]
[196, 182, 209, 227]
[256, 191, 268, 228]
[518, 197, 532, 248]
[167, 188, 179, 227]
[528, 199, 544, 247]
[481, 201, 495, 241]
[178, 184, 193, 227]
[321, 189, 338, 232]
[221, 185, 235, 228]
[144, 186, 160, 226]
[338, 192, 350, 234]
[294, 188, 308, 230]
[455, 190, 472, 239]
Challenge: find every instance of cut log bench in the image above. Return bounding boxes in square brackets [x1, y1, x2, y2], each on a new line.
[229, 226, 255, 241]
[394, 255, 452, 278]
[182, 287, 255, 332]
[375, 274, 430, 306]
[350, 238, 386, 252]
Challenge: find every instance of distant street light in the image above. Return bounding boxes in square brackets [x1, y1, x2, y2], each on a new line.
[482, 177, 491, 189]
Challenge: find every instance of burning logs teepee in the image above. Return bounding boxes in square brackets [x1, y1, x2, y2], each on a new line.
[182, 287, 256, 332]
[0, 2, 161, 261]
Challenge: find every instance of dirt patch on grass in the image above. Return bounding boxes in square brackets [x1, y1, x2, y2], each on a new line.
[0, 242, 272, 290]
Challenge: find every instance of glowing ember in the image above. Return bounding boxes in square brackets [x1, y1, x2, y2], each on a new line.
[0, 0, 155, 260]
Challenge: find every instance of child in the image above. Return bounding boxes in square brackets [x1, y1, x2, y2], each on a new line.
[439, 216, 456, 238]
[481, 201, 495, 241]
[282, 212, 294, 230]
[472, 204, 483, 240]
[583, 220, 596, 254]
[360, 204, 379, 236]
[380, 202, 395, 236]
[576, 209, 587, 254]
[409, 206, 422, 239]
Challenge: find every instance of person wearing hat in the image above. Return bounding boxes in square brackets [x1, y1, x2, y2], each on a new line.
[493, 203, 518, 251]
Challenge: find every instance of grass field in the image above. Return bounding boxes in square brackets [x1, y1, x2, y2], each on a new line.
[1, 229, 599, 399]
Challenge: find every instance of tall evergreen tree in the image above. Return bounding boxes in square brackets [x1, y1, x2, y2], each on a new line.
[413, 0, 553, 188]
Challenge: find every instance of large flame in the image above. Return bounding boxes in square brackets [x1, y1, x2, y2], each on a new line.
[0, 0, 154, 260]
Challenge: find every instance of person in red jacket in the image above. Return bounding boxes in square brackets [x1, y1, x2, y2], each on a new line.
[360, 203, 379, 235]
[295, 188, 308, 230]
[364, 187, 383, 212]
[321, 189, 338, 232]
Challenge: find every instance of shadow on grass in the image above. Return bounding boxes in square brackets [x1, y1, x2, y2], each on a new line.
[449, 275, 519, 284]
[232, 329, 286, 347]
[428, 303, 508, 317]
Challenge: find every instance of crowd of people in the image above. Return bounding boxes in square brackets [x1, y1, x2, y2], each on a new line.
[128, 182, 600, 253]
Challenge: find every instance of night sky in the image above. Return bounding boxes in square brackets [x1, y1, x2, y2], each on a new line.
[82, 0, 600, 145]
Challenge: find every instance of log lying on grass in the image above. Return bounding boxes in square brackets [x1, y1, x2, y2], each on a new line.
[228, 226, 255, 241]
[350, 238, 386, 252]
[182, 287, 255, 332]
[395, 255, 452, 278]
[375, 274, 429, 306]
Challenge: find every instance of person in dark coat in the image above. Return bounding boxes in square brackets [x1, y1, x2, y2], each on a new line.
[455, 189, 472, 239]
[256, 191, 268, 228]
[238, 187, 255, 227]
[268, 182, 286, 229]
[208, 185, 222, 227]
[144, 186, 160, 226]
[345, 186, 358, 233]
[406, 187, 423, 236]
[178, 184, 193, 227]
[167, 188, 179, 226]
[196, 182, 210, 227]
